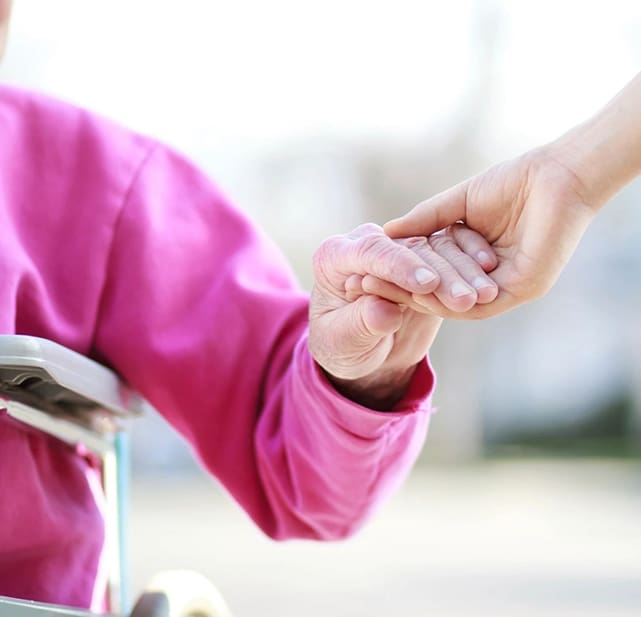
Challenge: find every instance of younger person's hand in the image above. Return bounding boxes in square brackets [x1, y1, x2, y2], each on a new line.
[383, 72, 641, 320]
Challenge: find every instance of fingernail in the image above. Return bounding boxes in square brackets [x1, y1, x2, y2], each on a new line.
[473, 276, 495, 290]
[450, 282, 473, 298]
[415, 268, 437, 285]
[477, 251, 492, 266]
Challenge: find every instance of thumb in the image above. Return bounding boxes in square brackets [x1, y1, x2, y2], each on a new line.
[312, 295, 403, 380]
[384, 180, 470, 238]
[352, 294, 404, 337]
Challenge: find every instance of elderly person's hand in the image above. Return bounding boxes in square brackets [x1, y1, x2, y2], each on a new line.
[308, 223, 497, 409]
[385, 71, 641, 320]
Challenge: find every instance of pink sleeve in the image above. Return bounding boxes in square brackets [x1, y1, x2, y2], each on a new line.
[0, 86, 435, 606]
[93, 145, 436, 540]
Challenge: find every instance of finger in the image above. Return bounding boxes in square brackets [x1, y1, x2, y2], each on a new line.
[345, 272, 422, 311]
[448, 222, 498, 272]
[399, 237, 478, 312]
[412, 258, 526, 319]
[360, 294, 405, 336]
[314, 229, 441, 296]
[360, 275, 434, 313]
[348, 225, 444, 292]
[345, 274, 365, 302]
[428, 231, 498, 304]
[383, 180, 470, 238]
[412, 285, 517, 321]
[346, 275, 421, 313]
[360, 275, 467, 315]
[407, 292, 444, 315]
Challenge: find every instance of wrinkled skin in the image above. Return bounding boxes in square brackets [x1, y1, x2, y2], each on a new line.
[308, 223, 497, 409]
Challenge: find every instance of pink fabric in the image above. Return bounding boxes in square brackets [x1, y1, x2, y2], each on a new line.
[0, 85, 435, 608]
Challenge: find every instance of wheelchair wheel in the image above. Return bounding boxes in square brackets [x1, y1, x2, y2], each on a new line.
[129, 570, 234, 617]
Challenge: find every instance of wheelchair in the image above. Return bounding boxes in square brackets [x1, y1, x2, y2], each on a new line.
[0, 335, 234, 617]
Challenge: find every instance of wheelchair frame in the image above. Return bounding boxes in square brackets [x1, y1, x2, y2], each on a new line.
[0, 335, 142, 615]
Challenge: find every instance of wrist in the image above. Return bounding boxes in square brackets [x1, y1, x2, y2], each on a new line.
[548, 124, 618, 212]
[322, 364, 417, 411]
[548, 73, 641, 211]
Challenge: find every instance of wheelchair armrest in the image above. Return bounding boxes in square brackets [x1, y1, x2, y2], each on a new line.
[0, 335, 144, 426]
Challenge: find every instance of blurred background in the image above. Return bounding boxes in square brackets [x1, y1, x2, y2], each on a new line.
[2, 1, 641, 615]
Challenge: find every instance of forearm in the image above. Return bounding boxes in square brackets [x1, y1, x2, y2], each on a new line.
[253, 336, 434, 540]
[552, 72, 641, 210]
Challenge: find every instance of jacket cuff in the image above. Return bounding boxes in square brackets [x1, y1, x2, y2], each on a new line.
[294, 333, 436, 439]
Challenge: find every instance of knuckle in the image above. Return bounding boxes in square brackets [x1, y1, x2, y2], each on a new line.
[354, 232, 389, 258]
[350, 222, 383, 238]
[428, 233, 451, 251]
[312, 234, 344, 273]
[450, 254, 478, 273]
[399, 235, 429, 251]
[355, 234, 408, 278]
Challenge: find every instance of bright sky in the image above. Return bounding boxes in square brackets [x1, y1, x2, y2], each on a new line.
[3, 0, 639, 158]
[3, 1, 640, 430]
[1, 1, 472, 145]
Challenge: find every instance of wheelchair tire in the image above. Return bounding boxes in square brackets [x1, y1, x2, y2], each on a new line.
[129, 570, 233, 617]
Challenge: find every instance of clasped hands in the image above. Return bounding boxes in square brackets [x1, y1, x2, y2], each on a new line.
[310, 69, 641, 408]
[308, 220, 499, 409]
[309, 145, 598, 408]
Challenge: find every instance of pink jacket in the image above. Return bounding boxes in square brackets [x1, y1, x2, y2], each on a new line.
[0, 85, 435, 609]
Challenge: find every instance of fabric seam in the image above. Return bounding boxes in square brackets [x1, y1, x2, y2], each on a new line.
[90, 143, 160, 354]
